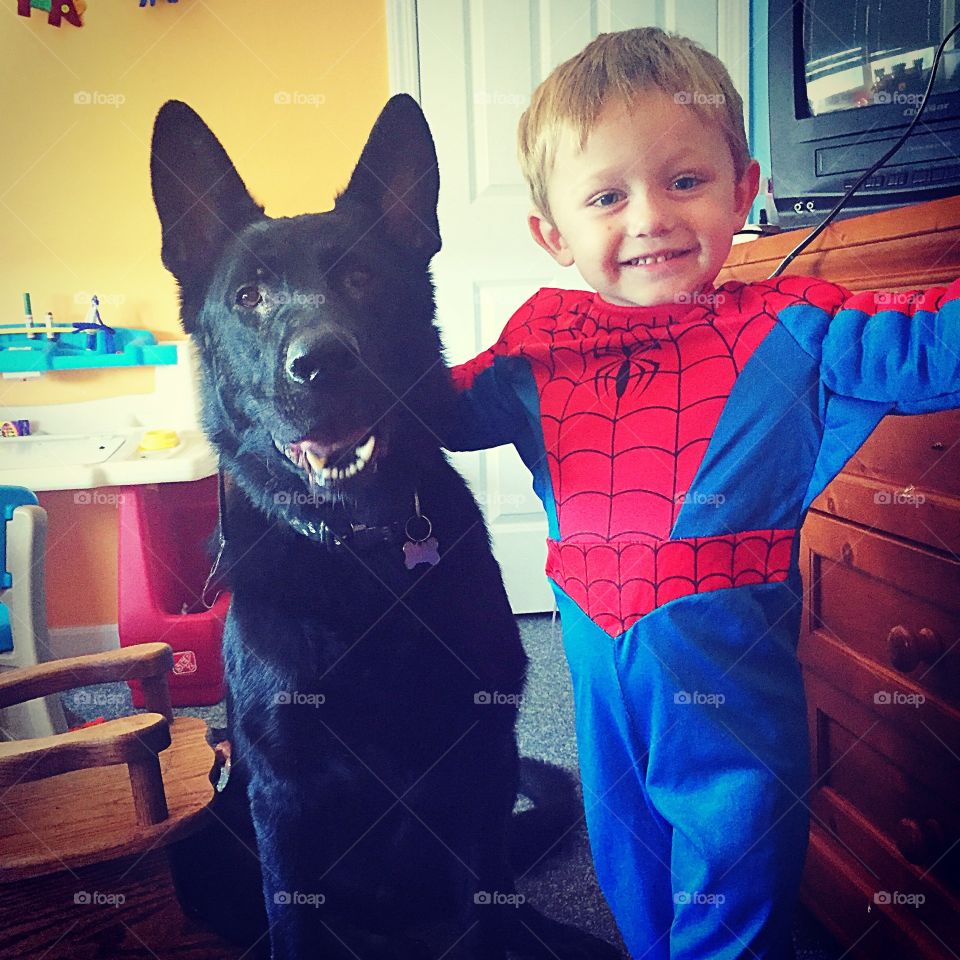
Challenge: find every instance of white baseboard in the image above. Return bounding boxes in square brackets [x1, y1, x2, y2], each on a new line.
[47, 624, 119, 660]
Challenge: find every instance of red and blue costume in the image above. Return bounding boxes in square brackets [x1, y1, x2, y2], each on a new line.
[446, 275, 960, 959]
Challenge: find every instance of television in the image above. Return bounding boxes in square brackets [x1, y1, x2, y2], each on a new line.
[768, 0, 960, 230]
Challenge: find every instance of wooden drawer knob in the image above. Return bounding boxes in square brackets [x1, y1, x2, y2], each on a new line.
[896, 817, 945, 865]
[887, 625, 942, 673]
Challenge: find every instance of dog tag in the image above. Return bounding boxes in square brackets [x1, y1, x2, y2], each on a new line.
[403, 536, 440, 569]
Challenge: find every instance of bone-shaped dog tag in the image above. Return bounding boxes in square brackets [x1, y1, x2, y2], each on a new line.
[403, 536, 440, 569]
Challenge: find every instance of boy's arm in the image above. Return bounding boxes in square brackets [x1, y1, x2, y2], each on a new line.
[441, 313, 532, 452]
[813, 279, 960, 413]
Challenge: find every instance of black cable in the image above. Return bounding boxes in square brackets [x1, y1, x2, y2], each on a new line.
[768, 19, 960, 278]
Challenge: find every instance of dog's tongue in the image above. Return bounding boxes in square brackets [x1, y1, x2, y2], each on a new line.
[287, 432, 373, 472]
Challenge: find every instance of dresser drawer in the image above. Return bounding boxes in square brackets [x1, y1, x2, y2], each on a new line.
[837, 409, 960, 499]
[810, 472, 960, 555]
[801, 668, 960, 903]
[801, 513, 960, 706]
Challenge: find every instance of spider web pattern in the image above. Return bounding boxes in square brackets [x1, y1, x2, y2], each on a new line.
[546, 528, 795, 637]
[454, 277, 850, 636]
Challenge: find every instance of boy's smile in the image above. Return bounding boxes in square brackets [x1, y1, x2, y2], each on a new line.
[530, 92, 760, 307]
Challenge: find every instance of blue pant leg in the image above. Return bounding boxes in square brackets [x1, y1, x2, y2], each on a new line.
[615, 584, 809, 960]
[552, 585, 676, 960]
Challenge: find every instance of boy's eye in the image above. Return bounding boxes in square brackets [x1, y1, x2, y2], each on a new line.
[672, 176, 701, 191]
[590, 191, 623, 208]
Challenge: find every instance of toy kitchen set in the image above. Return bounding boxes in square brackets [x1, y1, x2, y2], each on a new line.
[0, 294, 227, 742]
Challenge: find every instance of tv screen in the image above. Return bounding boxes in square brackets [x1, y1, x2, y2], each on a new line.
[768, 0, 960, 230]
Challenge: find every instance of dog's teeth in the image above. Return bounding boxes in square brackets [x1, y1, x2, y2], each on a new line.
[346, 464, 357, 477]
[355, 435, 376, 464]
[305, 450, 327, 472]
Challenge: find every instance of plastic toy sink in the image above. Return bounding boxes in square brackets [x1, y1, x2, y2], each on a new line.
[0, 428, 216, 492]
[0, 342, 217, 492]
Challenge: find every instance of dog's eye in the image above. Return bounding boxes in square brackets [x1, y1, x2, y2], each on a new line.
[236, 285, 263, 309]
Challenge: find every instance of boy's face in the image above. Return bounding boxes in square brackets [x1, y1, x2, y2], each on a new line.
[529, 92, 760, 307]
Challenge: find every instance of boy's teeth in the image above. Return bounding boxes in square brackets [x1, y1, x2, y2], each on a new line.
[629, 250, 684, 266]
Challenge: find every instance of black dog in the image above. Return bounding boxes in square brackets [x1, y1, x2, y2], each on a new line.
[151, 96, 621, 960]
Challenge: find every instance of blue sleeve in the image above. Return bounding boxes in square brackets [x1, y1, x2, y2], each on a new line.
[817, 282, 960, 414]
[443, 356, 526, 452]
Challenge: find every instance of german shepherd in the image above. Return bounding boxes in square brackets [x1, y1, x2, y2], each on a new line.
[151, 95, 621, 960]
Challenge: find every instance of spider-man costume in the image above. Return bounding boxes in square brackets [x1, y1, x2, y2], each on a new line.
[446, 274, 960, 960]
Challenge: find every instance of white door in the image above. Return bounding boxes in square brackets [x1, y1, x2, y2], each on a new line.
[397, 0, 748, 611]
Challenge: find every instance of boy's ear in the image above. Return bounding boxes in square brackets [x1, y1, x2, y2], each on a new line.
[528, 210, 574, 267]
[733, 159, 762, 225]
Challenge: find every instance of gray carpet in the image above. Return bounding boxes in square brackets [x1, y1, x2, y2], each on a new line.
[60, 612, 842, 959]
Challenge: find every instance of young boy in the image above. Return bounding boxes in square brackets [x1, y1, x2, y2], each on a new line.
[444, 27, 960, 960]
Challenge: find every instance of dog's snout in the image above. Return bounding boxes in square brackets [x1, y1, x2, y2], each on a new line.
[284, 330, 362, 386]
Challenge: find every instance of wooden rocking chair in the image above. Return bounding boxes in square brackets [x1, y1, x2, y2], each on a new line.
[0, 642, 239, 958]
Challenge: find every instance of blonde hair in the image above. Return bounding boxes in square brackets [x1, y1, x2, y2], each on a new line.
[518, 28, 751, 221]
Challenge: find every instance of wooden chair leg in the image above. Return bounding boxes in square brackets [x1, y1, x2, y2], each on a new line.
[128, 755, 169, 825]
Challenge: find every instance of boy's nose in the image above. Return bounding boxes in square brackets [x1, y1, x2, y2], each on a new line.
[624, 195, 673, 237]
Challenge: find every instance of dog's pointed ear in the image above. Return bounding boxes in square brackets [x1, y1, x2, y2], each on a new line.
[151, 100, 264, 287]
[340, 94, 441, 262]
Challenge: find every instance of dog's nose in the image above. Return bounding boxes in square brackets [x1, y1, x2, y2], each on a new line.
[284, 330, 362, 385]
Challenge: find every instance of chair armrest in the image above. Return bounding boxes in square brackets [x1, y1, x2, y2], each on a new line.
[0, 713, 171, 787]
[0, 643, 174, 720]
[0, 713, 173, 825]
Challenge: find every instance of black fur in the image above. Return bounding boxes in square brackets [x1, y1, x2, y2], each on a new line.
[153, 95, 620, 960]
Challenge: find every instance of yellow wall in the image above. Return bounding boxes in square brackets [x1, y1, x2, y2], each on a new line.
[1, 0, 389, 627]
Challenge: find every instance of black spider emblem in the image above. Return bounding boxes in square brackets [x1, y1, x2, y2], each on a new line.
[589, 337, 662, 398]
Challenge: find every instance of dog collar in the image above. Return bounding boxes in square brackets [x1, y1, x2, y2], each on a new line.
[287, 515, 405, 549]
[287, 491, 441, 569]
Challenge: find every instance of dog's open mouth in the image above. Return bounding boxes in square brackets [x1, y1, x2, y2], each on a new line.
[276, 430, 381, 484]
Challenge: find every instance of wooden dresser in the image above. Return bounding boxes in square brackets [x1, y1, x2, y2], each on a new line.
[718, 195, 960, 960]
